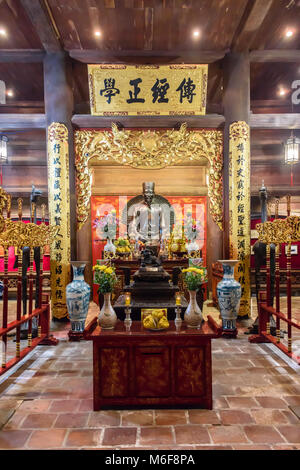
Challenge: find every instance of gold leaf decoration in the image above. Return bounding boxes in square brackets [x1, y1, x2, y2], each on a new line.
[257, 216, 300, 244]
[0, 186, 57, 249]
[75, 125, 223, 231]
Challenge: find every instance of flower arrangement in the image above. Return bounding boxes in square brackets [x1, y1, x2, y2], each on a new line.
[93, 209, 118, 240]
[182, 267, 207, 291]
[93, 264, 118, 294]
[184, 209, 201, 241]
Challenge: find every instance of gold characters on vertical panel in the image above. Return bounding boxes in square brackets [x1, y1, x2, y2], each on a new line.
[47, 123, 71, 320]
[229, 121, 251, 318]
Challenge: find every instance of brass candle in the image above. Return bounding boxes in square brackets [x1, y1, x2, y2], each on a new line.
[125, 292, 131, 306]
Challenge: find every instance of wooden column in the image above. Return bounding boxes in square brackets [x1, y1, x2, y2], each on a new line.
[206, 208, 223, 293]
[44, 52, 75, 320]
[223, 52, 250, 257]
[44, 52, 76, 260]
[223, 52, 251, 319]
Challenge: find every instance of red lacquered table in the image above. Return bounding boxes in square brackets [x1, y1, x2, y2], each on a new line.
[84, 317, 221, 410]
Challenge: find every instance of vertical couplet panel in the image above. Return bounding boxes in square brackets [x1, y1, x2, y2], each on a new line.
[47, 123, 71, 320]
[229, 121, 251, 318]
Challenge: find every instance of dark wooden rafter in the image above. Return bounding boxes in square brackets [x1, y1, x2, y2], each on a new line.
[20, 0, 62, 52]
[69, 49, 228, 64]
[209, 0, 275, 105]
[71, 114, 225, 129]
[1, 112, 299, 131]
[0, 114, 46, 129]
[231, 0, 274, 52]
[144, 7, 154, 51]
[250, 50, 300, 63]
[0, 50, 45, 63]
[250, 113, 300, 129]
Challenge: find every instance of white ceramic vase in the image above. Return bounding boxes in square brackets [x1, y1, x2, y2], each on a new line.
[104, 238, 116, 254]
[184, 290, 203, 328]
[98, 292, 117, 330]
[187, 239, 199, 253]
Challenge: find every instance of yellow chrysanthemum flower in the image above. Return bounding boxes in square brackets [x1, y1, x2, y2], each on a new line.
[99, 265, 108, 271]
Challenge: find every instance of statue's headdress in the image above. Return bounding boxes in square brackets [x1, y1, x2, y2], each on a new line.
[143, 182, 155, 192]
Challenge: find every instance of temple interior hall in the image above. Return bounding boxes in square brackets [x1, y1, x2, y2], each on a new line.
[0, 0, 299, 453]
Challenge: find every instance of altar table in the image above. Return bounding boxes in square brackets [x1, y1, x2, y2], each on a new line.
[84, 318, 221, 410]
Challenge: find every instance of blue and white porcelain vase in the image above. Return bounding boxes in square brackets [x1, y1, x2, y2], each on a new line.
[217, 260, 241, 332]
[66, 262, 91, 336]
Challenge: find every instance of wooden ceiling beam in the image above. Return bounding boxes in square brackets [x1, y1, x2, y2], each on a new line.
[232, 0, 274, 52]
[0, 50, 45, 63]
[0, 114, 46, 130]
[250, 113, 300, 129]
[71, 114, 225, 129]
[250, 185, 300, 196]
[250, 50, 300, 63]
[20, 0, 61, 52]
[0, 113, 297, 131]
[69, 49, 228, 64]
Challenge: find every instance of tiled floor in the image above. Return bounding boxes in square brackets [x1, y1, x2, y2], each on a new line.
[0, 302, 299, 450]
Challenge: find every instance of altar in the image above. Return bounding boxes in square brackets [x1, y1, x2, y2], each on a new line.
[84, 318, 221, 410]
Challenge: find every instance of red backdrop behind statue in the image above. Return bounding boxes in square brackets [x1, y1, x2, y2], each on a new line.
[91, 195, 207, 303]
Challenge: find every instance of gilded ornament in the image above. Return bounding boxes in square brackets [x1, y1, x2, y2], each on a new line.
[0, 187, 10, 216]
[229, 121, 251, 318]
[0, 219, 57, 249]
[257, 216, 300, 245]
[75, 125, 223, 231]
[88, 64, 208, 116]
[0, 186, 57, 249]
[47, 122, 71, 320]
[48, 123, 68, 143]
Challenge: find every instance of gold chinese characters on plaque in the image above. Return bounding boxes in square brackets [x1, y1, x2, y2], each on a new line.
[47, 123, 71, 320]
[229, 121, 251, 318]
[88, 64, 208, 116]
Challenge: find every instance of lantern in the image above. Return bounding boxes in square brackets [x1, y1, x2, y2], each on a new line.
[0, 135, 8, 164]
[284, 132, 300, 165]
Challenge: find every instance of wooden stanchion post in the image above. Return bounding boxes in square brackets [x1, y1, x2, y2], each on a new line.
[2, 248, 8, 368]
[287, 242, 292, 353]
[16, 249, 22, 358]
[27, 248, 34, 348]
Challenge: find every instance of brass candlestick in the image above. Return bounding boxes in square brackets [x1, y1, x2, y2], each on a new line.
[175, 293, 182, 331]
[124, 292, 132, 330]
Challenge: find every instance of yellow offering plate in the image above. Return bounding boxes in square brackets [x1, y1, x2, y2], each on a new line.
[146, 327, 168, 332]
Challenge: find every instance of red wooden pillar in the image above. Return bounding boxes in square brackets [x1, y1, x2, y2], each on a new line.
[266, 244, 271, 335]
[16, 249, 22, 358]
[275, 244, 281, 343]
[27, 248, 34, 348]
[2, 248, 9, 368]
[286, 243, 292, 353]
[38, 247, 44, 338]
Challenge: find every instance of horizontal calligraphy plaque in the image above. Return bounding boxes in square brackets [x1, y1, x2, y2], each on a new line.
[88, 64, 208, 116]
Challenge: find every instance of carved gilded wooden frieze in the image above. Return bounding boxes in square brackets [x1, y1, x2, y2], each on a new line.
[0, 186, 57, 248]
[75, 124, 224, 231]
[257, 216, 300, 245]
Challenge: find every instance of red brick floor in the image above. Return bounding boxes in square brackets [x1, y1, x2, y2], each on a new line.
[0, 311, 299, 450]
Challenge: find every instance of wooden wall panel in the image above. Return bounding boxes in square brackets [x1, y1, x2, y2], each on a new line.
[2, 166, 47, 193]
[91, 165, 207, 196]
